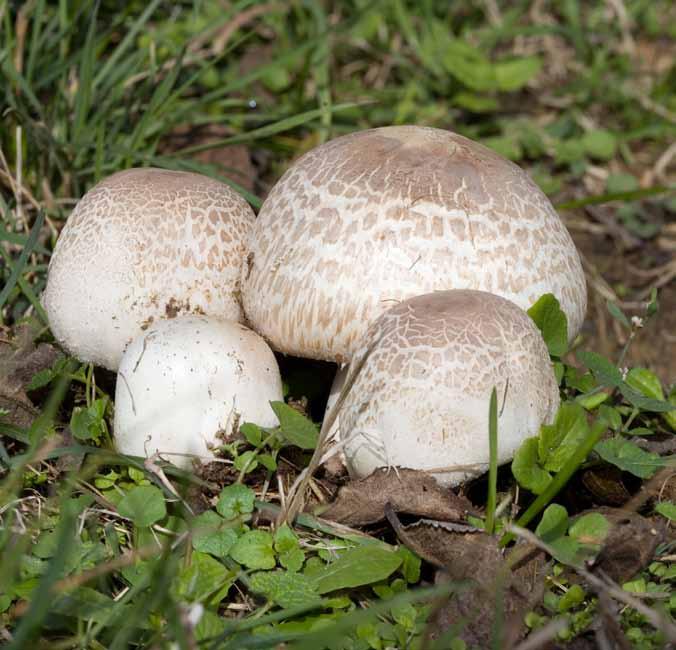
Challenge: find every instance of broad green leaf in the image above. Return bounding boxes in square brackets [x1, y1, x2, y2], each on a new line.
[655, 502, 676, 521]
[240, 422, 262, 447]
[192, 511, 238, 558]
[258, 453, 278, 471]
[565, 366, 597, 393]
[49, 587, 121, 625]
[576, 390, 610, 410]
[392, 602, 417, 629]
[313, 546, 402, 594]
[665, 388, 676, 431]
[33, 530, 60, 559]
[558, 584, 585, 612]
[275, 525, 304, 572]
[569, 513, 609, 545]
[512, 437, 551, 494]
[194, 610, 227, 643]
[539, 403, 584, 461]
[494, 56, 542, 91]
[173, 552, 232, 604]
[397, 546, 421, 584]
[453, 92, 498, 113]
[598, 405, 622, 431]
[542, 403, 590, 473]
[618, 384, 676, 413]
[27, 368, 56, 391]
[270, 401, 319, 450]
[595, 436, 664, 478]
[249, 570, 320, 609]
[547, 537, 581, 566]
[483, 135, 522, 160]
[626, 368, 664, 400]
[121, 561, 150, 587]
[527, 294, 568, 356]
[234, 450, 258, 474]
[576, 351, 623, 387]
[582, 129, 617, 161]
[230, 530, 275, 570]
[216, 484, 254, 520]
[117, 486, 166, 528]
[535, 504, 569, 544]
[70, 399, 107, 441]
[440, 40, 495, 91]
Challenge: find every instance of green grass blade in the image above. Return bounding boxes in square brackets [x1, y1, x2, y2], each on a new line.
[485, 387, 498, 535]
[555, 185, 674, 210]
[172, 101, 366, 156]
[307, 1, 332, 142]
[1, 57, 44, 118]
[92, 0, 162, 89]
[72, 0, 100, 143]
[25, 0, 46, 84]
[0, 211, 45, 316]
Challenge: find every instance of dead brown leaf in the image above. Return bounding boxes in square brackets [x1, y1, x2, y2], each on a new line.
[385, 505, 548, 648]
[588, 507, 665, 584]
[0, 324, 60, 429]
[318, 468, 476, 526]
[580, 466, 631, 506]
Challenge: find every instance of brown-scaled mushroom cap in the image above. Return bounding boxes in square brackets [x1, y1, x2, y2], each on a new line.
[242, 126, 586, 363]
[43, 168, 254, 370]
[340, 289, 560, 486]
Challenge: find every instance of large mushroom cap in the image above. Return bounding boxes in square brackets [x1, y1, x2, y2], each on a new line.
[243, 125, 586, 363]
[340, 290, 560, 487]
[114, 315, 283, 468]
[43, 168, 254, 370]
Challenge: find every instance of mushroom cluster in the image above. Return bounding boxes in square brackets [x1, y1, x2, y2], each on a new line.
[43, 125, 585, 482]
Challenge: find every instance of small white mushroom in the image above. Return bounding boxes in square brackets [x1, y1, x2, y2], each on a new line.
[114, 315, 283, 468]
[43, 168, 254, 370]
[243, 126, 586, 363]
[340, 290, 560, 487]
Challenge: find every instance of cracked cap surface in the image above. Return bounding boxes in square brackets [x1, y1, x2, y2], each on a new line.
[340, 289, 560, 486]
[43, 168, 254, 370]
[242, 125, 586, 362]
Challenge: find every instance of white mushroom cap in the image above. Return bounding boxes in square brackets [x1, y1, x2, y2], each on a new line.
[43, 168, 255, 370]
[114, 315, 283, 468]
[243, 125, 586, 363]
[340, 290, 560, 487]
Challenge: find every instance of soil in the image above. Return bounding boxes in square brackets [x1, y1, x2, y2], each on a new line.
[568, 216, 675, 384]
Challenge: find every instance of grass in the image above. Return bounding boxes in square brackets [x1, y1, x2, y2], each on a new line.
[1, 1, 675, 648]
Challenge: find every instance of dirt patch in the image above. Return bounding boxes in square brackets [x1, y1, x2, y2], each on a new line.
[161, 124, 257, 193]
[568, 209, 675, 384]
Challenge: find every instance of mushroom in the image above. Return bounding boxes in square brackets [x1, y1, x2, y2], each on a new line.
[339, 290, 560, 487]
[242, 125, 586, 365]
[114, 315, 283, 468]
[43, 168, 254, 370]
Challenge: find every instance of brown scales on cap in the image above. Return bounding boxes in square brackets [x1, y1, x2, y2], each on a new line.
[243, 125, 586, 363]
[43, 168, 254, 370]
[340, 290, 560, 487]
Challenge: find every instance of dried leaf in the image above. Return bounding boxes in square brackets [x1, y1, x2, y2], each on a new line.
[385, 505, 547, 647]
[319, 468, 474, 526]
[589, 507, 665, 583]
